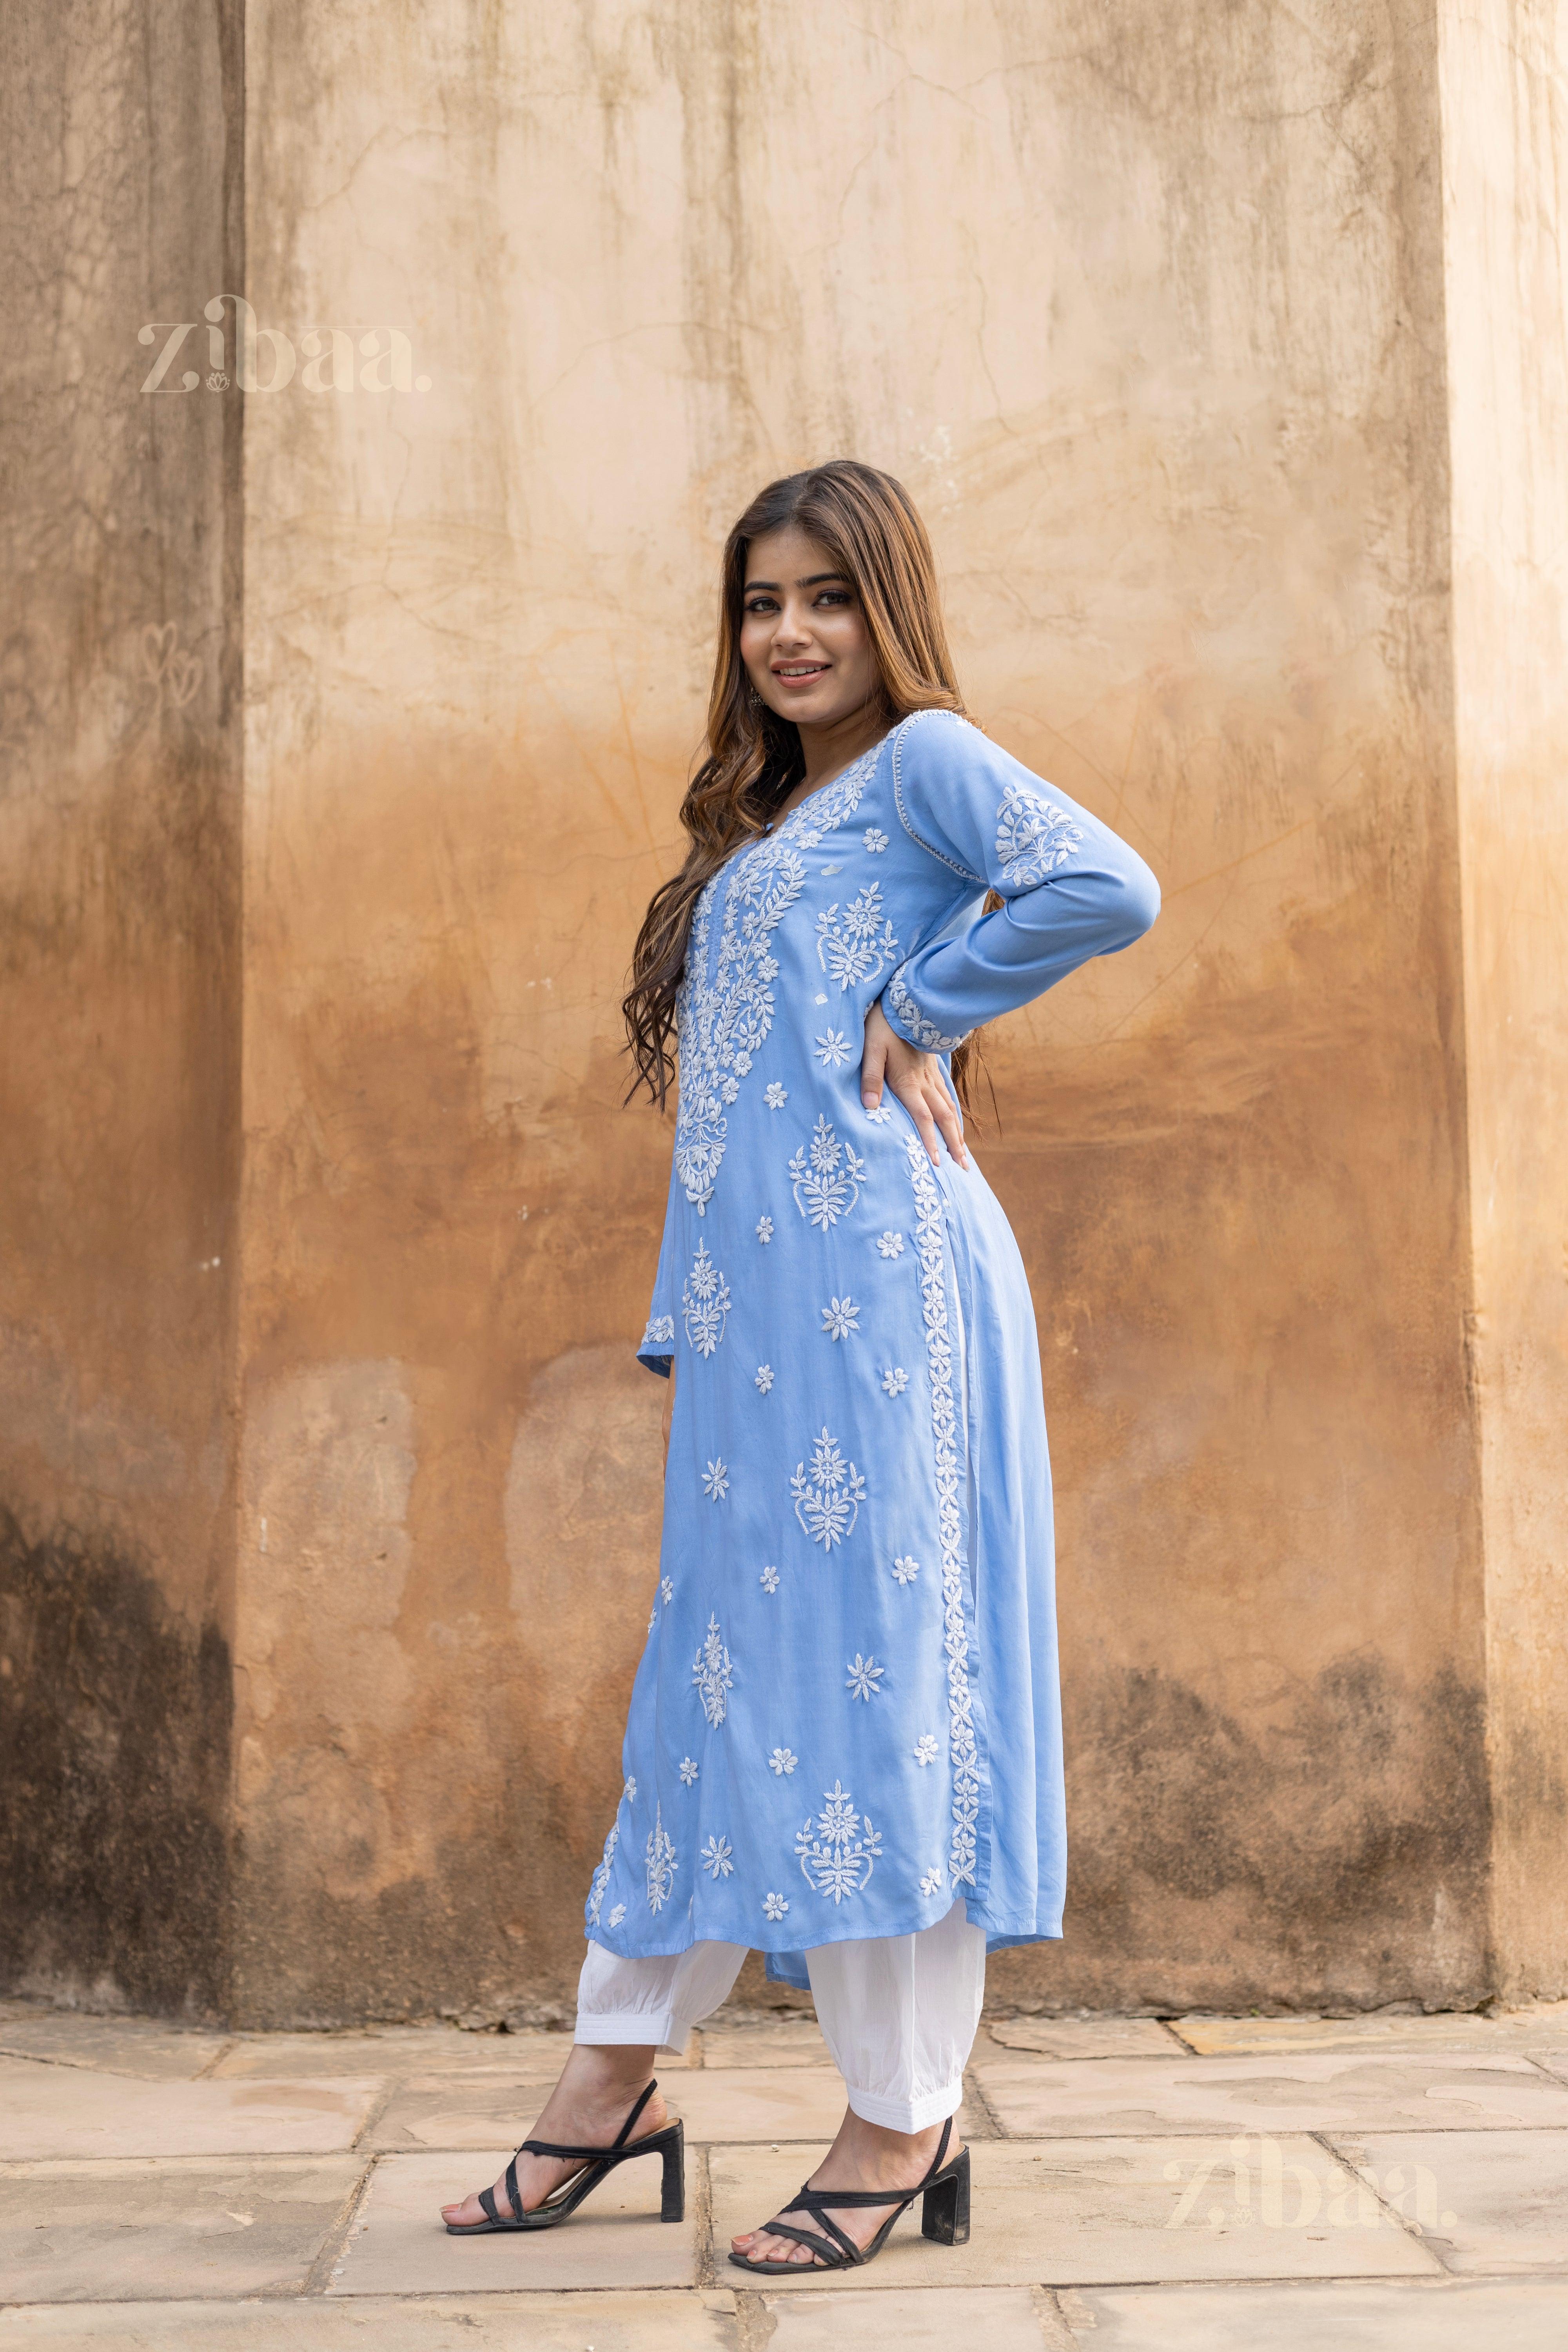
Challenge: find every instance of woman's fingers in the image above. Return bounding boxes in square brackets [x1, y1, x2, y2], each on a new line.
[860, 1023, 888, 1109]
[888, 1069, 969, 1170]
[931, 1082, 969, 1169]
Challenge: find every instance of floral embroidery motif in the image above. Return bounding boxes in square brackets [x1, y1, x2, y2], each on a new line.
[759, 1564, 780, 1593]
[995, 779, 1083, 885]
[915, 1733, 940, 1765]
[814, 1028, 852, 1068]
[672, 744, 879, 1211]
[791, 1427, 866, 1548]
[764, 1891, 790, 1920]
[757, 1214, 775, 1241]
[887, 965, 966, 1054]
[642, 1313, 675, 1348]
[865, 1104, 893, 1124]
[815, 880, 899, 993]
[608, 1902, 626, 1926]
[587, 1819, 619, 1927]
[692, 1613, 734, 1726]
[701, 1833, 735, 1879]
[789, 1116, 867, 1230]
[918, 1865, 945, 1896]
[796, 1780, 882, 1904]
[814, 992, 828, 1005]
[881, 1367, 909, 1396]
[769, 1747, 798, 1775]
[661, 1578, 673, 1604]
[905, 1136, 980, 1888]
[702, 1458, 730, 1501]
[646, 1805, 677, 1913]
[624, 1775, 637, 1802]
[755, 1364, 774, 1393]
[764, 1083, 788, 1109]
[863, 827, 888, 853]
[877, 1230, 905, 1258]
[682, 1241, 730, 1356]
[892, 1554, 921, 1585]
[821, 1296, 860, 1341]
[846, 1653, 884, 1702]
[679, 1756, 699, 1785]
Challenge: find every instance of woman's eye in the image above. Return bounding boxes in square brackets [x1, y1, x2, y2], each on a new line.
[745, 597, 777, 615]
[816, 590, 851, 607]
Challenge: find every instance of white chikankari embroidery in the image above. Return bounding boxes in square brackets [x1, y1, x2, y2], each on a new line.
[892, 1553, 920, 1585]
[814, 1028, 852, 1068]
[692, 1614, 734, 1724]
[816, 880, 899, 993]
[702, 1458, 729, 1501]
[768, 1746, 798, 1775]
[673, 744, 880, 1211]
[821, 864, 842, 876]
[789, 1115, 867, 1230]
[763, 1891, 790, 1920]
[887, 965, 966, 1053]
[648, 1600, 658, 1633]
[682, 1241, 730, 1356]
[877, 1230, 904, 1257]
[755, 1364, 774, 1393]
[679, 1756, 699, 1785]
[919, 1865, 945, 1896]
[756, 1214, 774, 1241]
[759, 1563, 780, 1593]
[624, 1775, 637, 1802]
[646, 1806, 677, 1913]
[846, 1653, 884, 1702]
[642, 1313, 675, 1348]
[608, 1902, 626, 1927]
[881, 1367, 909, 1396]
[905, 1136, 980, 1889]
[797, 1780, 882, 1903]
[701, 1833, 735, 1879]
[864, 1103, 893, 1124]
[915, 1733, 940, 1765]
[821, 1296, 860, 1341]
[586, 1820, 619, 1927]
[791, 1426, 866, 1548]
[863, 826, 888, 852]
[764, 1083, 788, 1109]
[995, 778, 1084, 885]
[661, 1578, 673, 1604]
[814, 992, 828, 1005]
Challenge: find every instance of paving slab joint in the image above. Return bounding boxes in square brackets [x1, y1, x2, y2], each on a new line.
[731, 2284, 779, 2349]
[1030, 2282, 1080, 2348]
[693, 2140, 718, 2288]
[302, 2155, 378, 2296]
[962, 2065, 1002, 2138]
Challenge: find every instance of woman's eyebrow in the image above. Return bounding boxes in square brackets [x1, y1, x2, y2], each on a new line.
[743, 572, 851, 592]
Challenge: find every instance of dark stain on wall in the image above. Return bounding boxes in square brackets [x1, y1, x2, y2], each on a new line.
[0, 1510, 231, 2017]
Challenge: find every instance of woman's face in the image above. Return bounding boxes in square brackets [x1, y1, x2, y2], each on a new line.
[740, 524, 878, 731]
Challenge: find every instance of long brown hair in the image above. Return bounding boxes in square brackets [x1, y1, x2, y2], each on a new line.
[624, 460, 984, 1108]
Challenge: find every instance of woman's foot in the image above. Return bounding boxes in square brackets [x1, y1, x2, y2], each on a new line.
[731, 2108, 960, 2267]
[439, 2042, 665, 2227]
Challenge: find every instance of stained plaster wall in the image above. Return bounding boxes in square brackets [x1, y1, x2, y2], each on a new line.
[2, 0, 1562, 2026]
[0, 0, 244, 2013]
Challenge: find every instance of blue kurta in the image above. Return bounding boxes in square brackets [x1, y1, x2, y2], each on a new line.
[585, 710, 1159, 1980]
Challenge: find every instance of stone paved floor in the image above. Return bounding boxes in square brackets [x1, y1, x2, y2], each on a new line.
[4, 1997, 1568, 2345]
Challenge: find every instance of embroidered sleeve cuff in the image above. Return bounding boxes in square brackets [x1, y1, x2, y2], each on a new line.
[637, 1312, 675, 1375]
[882, 966, 970, 1055]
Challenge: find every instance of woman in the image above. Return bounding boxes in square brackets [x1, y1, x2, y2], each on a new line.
[442, 460, 1159, 2270]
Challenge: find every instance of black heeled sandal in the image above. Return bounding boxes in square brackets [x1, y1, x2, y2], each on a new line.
[445, 2078, 684, 2234]
[728, 2116, 969, 2273]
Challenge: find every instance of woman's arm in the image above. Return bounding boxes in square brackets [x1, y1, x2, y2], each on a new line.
[662, 1355, 675, 1467]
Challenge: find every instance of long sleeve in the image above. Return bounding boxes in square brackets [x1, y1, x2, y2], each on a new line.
[879, 710, 1160, 1052]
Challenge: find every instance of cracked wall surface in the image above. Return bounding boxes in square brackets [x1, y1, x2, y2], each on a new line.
[3, 0, 1563, 2023]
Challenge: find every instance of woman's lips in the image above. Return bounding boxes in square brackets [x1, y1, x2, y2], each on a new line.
[773, 664, 829, 690]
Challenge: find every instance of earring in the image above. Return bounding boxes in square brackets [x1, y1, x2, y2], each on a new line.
[746, 681, 763, 713]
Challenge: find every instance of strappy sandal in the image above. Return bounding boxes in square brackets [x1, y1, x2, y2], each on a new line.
[728, 2116, 969, 2273]
[445, 2078, 684, 2233]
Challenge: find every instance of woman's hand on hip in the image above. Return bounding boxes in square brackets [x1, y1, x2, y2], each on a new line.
[661, 1359, 675, 1466]
[860, 998, 969, 1170]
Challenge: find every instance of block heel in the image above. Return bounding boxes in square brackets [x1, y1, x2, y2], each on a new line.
[661, 2119, 686, 2221]
[921, 2144, 970, 2245]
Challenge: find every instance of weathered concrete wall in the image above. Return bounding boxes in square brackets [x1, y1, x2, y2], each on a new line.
[229, 0, 1502, 2025]
[1439, 0, 1568, 2000]
[4, 0, 1562, 2025]
[0, 0, 243, 2011]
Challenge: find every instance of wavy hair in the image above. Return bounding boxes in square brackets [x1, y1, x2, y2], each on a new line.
[624, 460, 986, 1108]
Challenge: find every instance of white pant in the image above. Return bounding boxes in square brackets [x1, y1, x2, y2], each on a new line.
[575, 1900, 985, 2133]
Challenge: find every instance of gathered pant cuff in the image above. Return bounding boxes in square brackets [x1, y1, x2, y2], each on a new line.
[573, 2009, 682, 2052]
[844, 2076, 965, 2134]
